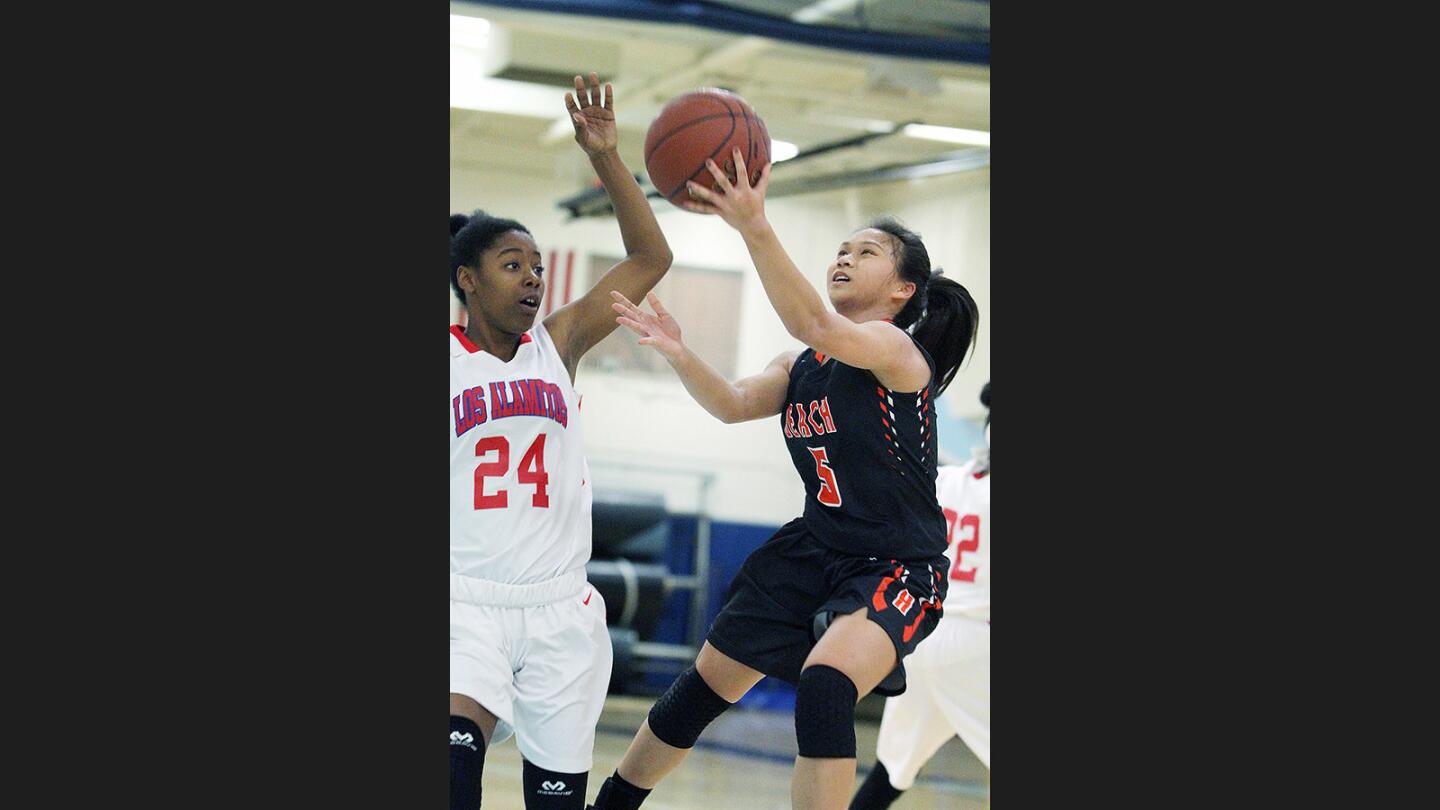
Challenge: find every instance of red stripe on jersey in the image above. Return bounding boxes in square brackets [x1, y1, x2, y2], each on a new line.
[451, 324, 531, 350]
[450, 324, 481, 353]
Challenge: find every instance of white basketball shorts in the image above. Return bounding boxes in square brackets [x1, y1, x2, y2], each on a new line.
[875, 613, 990, 782]
[449, 570, 613, 773]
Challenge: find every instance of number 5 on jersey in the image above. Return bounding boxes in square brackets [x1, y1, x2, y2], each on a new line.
[807, 446, 843, 507]
[474, 434, 550, 509]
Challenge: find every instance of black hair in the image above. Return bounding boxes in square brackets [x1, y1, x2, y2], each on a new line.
[980, 381, 990, 426]
[866, 217, 979, 398]
[449, 210, 532, 306]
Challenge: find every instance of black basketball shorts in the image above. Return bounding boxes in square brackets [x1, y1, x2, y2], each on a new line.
[706, 518, 948, 697]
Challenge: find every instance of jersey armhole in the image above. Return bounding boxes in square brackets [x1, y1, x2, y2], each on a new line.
[863, 332, 935, 395]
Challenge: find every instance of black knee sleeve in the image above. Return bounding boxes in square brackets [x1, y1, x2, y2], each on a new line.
[591, 770, 652, 810]
[521, 760, 588, 810]
[450, 715, 486, 810]
[848, 761, 904, 810]
[646, 665, 734, 749]
[795, 664, 858, 759]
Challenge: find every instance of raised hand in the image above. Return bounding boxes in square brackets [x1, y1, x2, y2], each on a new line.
[611, 290, 684, 362]
[564, 72, 617, 157]
[680, 147, 772, 235]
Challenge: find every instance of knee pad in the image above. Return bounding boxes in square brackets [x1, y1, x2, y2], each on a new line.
[450, 715, 486, 810]
[795, 665, 858, 759]
[521, 760, 588, 810]
[646, 665, 734, 749]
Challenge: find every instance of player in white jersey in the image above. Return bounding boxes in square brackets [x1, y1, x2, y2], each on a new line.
[849, 382, 990, 810]
[449, 73, 673, 810]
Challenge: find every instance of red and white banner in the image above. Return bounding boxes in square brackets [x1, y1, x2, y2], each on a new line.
[543, 249, 576, 316]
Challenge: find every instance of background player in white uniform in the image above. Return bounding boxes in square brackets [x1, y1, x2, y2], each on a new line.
[849, 382, 990, 810]
[450, 73, 674, 810]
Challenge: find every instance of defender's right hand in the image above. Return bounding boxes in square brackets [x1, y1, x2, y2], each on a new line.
[611, 290, 684, 362]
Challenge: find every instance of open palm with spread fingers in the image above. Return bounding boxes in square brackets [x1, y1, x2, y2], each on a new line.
[611, 290, 684, 362]
[564, 71, 617, 157]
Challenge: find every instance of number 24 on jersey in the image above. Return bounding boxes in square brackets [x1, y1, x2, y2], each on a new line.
[473, 434, 550, 509]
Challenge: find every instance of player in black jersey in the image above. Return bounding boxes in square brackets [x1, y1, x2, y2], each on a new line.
[589, 150, 978, 810]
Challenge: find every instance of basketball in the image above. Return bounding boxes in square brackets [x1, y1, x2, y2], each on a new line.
[643, 88, 771, 210]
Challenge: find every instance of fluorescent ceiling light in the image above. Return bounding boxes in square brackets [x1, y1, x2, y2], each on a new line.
[792, 0, 864, 23]
[450, 14, 491, 49]
[813, 114, 898, 133]
[771, 140, 799, 162]
[452, 12, 515, 79]
[451, 76, 563, 117]
[901, 124, 990, 146]
[450, 13, 511, 93]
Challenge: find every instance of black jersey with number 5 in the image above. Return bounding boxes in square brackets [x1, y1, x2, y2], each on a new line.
[779, 335, 947, 559]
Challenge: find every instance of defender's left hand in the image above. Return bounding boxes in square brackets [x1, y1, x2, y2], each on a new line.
[565, 72, 617, 156]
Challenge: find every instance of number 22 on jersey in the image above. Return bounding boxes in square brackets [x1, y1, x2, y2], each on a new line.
[943, 507, 980, 581]
[474, 433, 550, 509]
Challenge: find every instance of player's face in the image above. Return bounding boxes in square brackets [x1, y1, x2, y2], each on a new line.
[470, 230, 546, 334]
[827, 228, 904, 312]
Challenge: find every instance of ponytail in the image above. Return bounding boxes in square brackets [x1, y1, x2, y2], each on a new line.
[862, 217, 979, 398]
[910, 272, 978, 399]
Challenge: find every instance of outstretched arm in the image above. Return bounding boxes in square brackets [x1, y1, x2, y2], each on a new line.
[545, 73, 674, 377]
[683, 151, 927, 390]
[611, 290, 795, 424]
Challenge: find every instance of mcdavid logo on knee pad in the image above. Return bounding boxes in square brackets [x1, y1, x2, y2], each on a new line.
[449, 731, 477, 751]
[538, 780, 571, 795]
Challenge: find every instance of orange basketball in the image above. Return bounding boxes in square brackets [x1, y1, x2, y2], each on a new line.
[644, 89, 770, 210]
